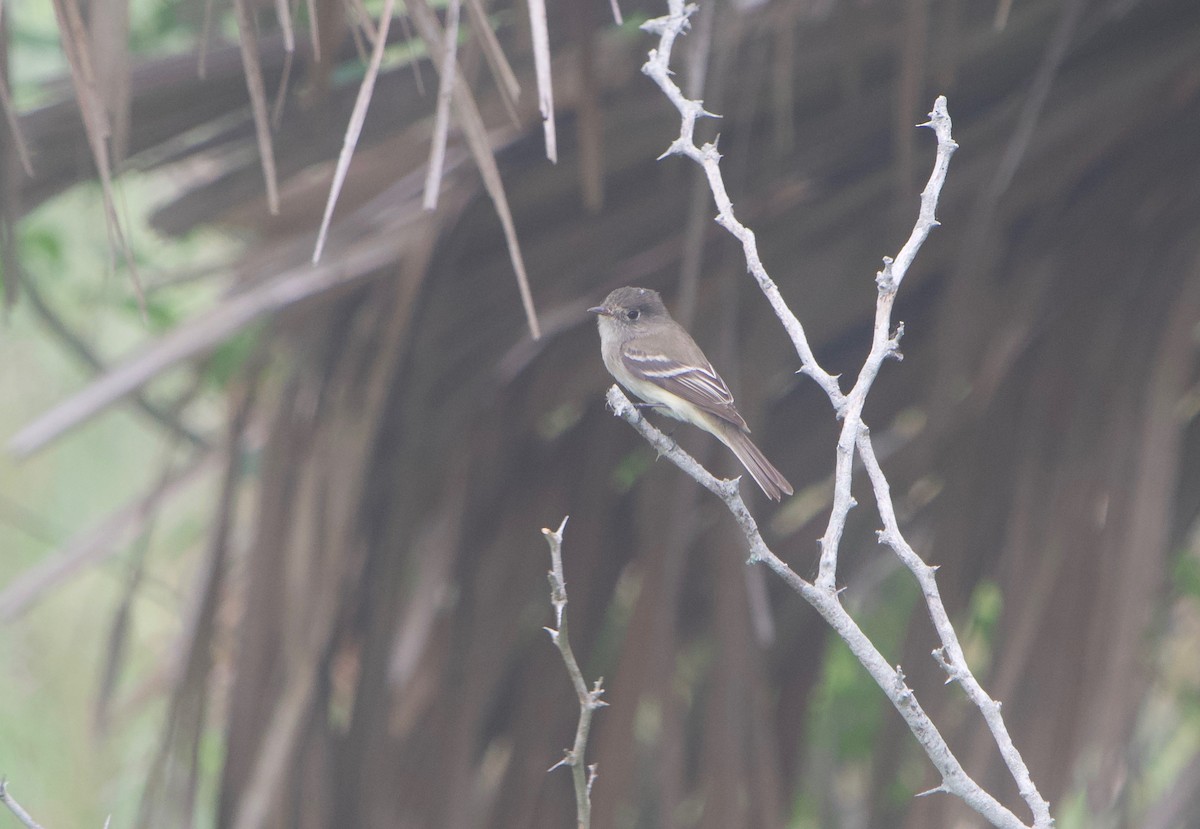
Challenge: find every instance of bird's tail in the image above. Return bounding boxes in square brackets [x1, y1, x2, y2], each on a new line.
[719, 426, 794, 502]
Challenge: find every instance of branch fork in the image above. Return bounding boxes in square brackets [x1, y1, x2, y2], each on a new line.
[611, 3, 1054, 827]
[541, 517, 607, 829]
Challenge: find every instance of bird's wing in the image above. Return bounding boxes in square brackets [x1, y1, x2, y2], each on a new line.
[622, 346, 750, 431]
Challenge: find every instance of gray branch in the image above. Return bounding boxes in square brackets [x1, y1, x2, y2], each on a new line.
[606, 387, 1031, 829]
[542, 517, 607, 829]
[0, 779, 45, 829]
[630, 3, 1054, 827]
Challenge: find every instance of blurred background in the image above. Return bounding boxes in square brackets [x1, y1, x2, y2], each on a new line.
[2, 0, 1200, 827]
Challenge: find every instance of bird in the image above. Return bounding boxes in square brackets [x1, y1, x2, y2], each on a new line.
[588, 286, 793, 501]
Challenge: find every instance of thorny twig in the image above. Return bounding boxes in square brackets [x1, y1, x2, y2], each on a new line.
[607, 388, 1031, 829]
[621, 3, 1054, 827]
[0, 779, 44, 829]
[542, 517, 606, 829]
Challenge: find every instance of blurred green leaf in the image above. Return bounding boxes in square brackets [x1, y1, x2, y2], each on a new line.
[1173, 551, 1200, 599]
[612, 446, 653, 492]
[120, 294, 180, 333]
[204, 324, 263, 390]
[22, 226, 65, 269]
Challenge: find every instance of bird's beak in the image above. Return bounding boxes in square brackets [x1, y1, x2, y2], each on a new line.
[587, 305, 612, 317]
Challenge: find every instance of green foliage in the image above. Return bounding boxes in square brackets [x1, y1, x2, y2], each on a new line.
[204, 324, 263, 390]
[20, 226, 65, 270]
[537, 400, 584, 441]
[967, 579, 1003, 636]
[787, 571, 920, 824]
[1172, 549, 1200, 599]
[0, 94, 239, 829]
[121, 293, 181, 333]
[961, 579, 1003, 674]
[612, 446, 655, 492]
[6, 1, 204, 108]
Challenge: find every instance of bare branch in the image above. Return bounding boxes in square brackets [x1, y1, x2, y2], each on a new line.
[640, 4, 841, 404]
[273, 0, 295, 54]
[270, 48, 294, 129]
[404, 0, 542, 339]
[50, 0, 144, 311]
[463, 0, 521, 123]
[0, 451, 217, 622]
[625, 3, 1054, 827]
[16, 270, 208, 450]
[305, 0, 320, 61]
[858, 432, 1052, 827]
[345, 0, 380, 45]
[0, 779, 46, 829]
[815, 96, 956, 590]
[423, 0, 464, 209]
[231, 0, 281, 215]
[541, 517, 606, 829]
[9, 231, 411, 457]
[526, 0, 556, 163]
[604, 387, 1032, 829]
[197, 0, 216, 78]
[312, 0, 397, 263]
[0, 49, 33, 176]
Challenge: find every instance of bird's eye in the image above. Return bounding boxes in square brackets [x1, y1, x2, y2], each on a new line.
[627, 309, 640, 320]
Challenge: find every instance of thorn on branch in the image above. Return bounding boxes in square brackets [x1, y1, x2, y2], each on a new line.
[541, 518, 602, 827]
[915, 784, 950, 798]
[887, 324, 906, 361]
[548, 751, 575, 773]
[542, 516, 570, 540]
[636, 55, 1044, 824]
[932, 647, 963, 685]
[680, 3, 698, 23]
[876, 256, 897, 292]
[700, 141, 722, 163]
[717, 478, 741, 499]
[586, 678, 609, 710]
